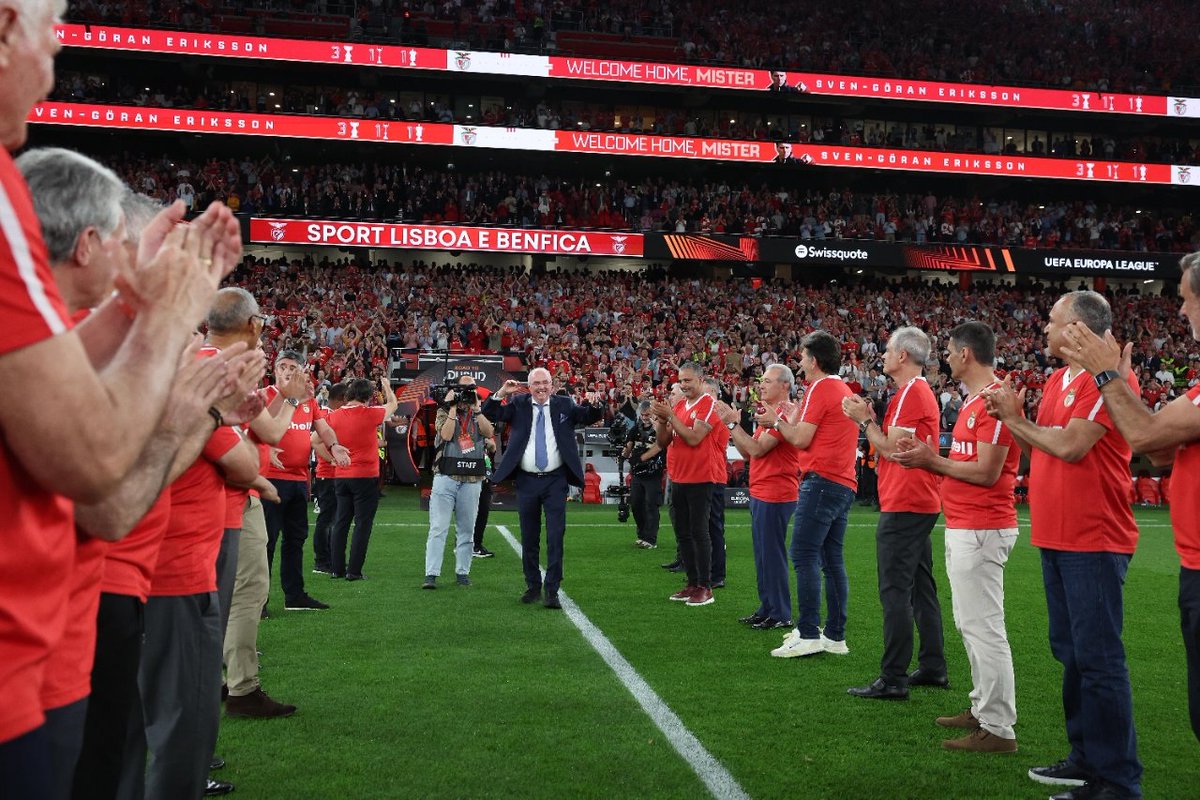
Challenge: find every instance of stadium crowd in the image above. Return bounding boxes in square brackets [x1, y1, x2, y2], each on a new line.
[49, 71, 1200, 167]
[231, 257, 1200, 424]
[64, 0, 1200, 93]
[95, 153, 1199, 252]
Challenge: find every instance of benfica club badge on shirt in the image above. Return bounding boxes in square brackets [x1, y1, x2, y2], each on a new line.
[966, 411, 977, 430]
[1063, 388, 1077, 407]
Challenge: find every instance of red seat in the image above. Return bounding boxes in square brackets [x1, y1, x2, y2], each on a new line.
[1135, 476, 1161, 506]
[583, 465, 602, 504]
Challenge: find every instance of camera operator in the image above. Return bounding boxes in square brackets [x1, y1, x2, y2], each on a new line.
[422, 376, 494, 589]
[623, 401, 665, 549]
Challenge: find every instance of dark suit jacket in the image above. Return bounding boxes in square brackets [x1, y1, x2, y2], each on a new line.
[482, 393, 603, 487]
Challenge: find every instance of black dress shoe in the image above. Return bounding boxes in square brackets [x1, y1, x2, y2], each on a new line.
[908, 668, 950, 688]
[667, 563, 686, 573]
[753, 617, 793, 630]
[543, 593, 562, 610]
[209, 756, 225, 771]
[660, 560, 682, 570]
[205, 778, 235, 796]
[711, 580, 725, 589]
[738, 613, 768, 625]
[520, 588, 541, 604]
[847, 678, 909, 700]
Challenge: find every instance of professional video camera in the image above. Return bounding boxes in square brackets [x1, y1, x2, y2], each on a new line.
[605, 416, 634, 522]
[429, 383, 478, 407]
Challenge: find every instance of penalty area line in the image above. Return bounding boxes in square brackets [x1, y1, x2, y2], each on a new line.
[494, 524, 751, 800]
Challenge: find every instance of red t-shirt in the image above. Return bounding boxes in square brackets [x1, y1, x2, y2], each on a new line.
[749, 405, 801, 502]
[941, 388, 1020, 529]
[263, 386, 319, 482]
[100, 487, 172, 602]
[1169, 385, 1200, 569]
[0, 148, 77, 743]
[796, 376, 858, 492]
[41, 532, 107, 710]
[666, 394, 720, 484]
[708, 417, 730, 485]
[877, 377, 941, 513]
[1028, 367, 1139, 553]
[326, 404, 388, 478]
[152, 427, 242, 596]
[314, 407, 338, 479]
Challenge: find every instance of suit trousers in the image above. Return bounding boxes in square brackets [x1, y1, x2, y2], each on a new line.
[709, 484, 727, 583]
[138, 593, 222, 800]
[263, 479, 311, 602]
[331, 477, 380, 576]
[311, 477, 337, 570]
[876, 511, 946, 684]
[73, 593, 144, 800]
[515, 469, 568, 595]
[672, 482, 714, 588]
[225, 497, 269, 697]
[44, 698, 88, 800]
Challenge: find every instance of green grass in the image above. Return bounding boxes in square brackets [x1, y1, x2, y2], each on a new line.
[217, 491, 1193, 799]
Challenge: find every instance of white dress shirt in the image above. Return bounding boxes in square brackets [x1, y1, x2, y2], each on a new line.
[520, 400, 563, 473]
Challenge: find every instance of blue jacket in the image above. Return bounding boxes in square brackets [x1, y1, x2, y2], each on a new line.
[482, 393, 603, 487]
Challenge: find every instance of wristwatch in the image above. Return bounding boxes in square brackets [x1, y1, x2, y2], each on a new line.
[284, 397, 300, 407]
[1094, 370, 1121, 389]
[726, 421, 738, 430]
[858, 418, 872, 433]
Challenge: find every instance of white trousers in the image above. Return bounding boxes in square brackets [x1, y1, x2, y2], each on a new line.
[945, 527, 1019, 739]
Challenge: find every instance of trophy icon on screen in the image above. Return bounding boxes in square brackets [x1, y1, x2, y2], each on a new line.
[415, 124, 424, 142]
[1081, 93, 1091, 109]
[349, 121, 360, 139]
[1085, 162, 1095, 179]
[343, 45, 353, 63]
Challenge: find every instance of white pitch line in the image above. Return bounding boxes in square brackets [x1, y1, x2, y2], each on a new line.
[494, 523, 751, 800]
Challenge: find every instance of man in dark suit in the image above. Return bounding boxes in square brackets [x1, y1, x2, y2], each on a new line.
[482, 368, 603, 609]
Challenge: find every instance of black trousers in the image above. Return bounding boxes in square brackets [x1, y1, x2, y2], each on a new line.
[215, 527, 239, 640]
[709, 483, 726, 583]
[672, 482, 714, 588]
[515, 469, 568, 595]
[312, 477, 337, 570]
[0, 725, 51, 799]
[630, 473, 663, 545]
[73, 593, 143, 800]
[263, 478, 311, 601]
[331, 477, 381, 577]
[876, 511, 946, 685]
[1182, 566, 1200, 744]
[474, 479, 494, 548]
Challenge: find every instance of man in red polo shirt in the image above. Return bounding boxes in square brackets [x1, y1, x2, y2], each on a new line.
[842, 325, 946, 697]
[986, 291, 1142, 800]
[326, 377, 399, 580]
[716, 364, 800, 629]
[651, 362, 724, 607]
[892, 322, 1021, 753]
[758, 331, 858, 657]
[1062, 252, 1200, 750]
[260, 349, 347, 611]
[0, 8, 239, 792]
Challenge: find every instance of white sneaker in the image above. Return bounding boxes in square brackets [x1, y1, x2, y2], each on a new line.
[780, 627, 801, 645]
[771, 636, 824, 658]
[821, 634, 849, 655]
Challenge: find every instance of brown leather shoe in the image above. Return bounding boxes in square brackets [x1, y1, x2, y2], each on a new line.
[936, 709, 981, 729]
[225, 688, 297, 719]
[942, 728, 1017, 753]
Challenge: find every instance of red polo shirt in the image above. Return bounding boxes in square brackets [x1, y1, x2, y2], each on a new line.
[877, 377, 941, 513]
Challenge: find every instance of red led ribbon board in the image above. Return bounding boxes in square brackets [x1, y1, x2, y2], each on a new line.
[55, 24, 1200, 118]
[248, 218, 643, 257]
[28, 102, 1193, 187]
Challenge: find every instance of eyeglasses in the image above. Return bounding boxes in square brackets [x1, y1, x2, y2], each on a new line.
[249, 314, 267, 328]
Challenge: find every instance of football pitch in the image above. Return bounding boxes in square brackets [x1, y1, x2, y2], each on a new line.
[217, 490, 1193, 799]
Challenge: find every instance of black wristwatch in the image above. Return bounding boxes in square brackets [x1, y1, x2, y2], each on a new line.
[1094, 370, 1121, 389]
[284, 397, 301, 407]
[858, 418, 872, 433]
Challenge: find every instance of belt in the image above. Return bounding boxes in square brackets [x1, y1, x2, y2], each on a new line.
[525, 467, 560, 478]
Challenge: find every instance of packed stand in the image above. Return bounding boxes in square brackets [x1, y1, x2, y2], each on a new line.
[230, 258, 1200, 424]
[98, 153, 1199, 253]
[65, 0, 1200, 93]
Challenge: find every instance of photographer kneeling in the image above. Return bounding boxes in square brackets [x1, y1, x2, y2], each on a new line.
[624, 401, 666, 549]
[422, 376, 495, 589]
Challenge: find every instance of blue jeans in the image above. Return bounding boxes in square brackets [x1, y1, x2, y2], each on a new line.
[790, 474, 856, 640]
[1041, 549, 1142, 798]
[425, 474, 483, 577]
[749, 497, 795, 622]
